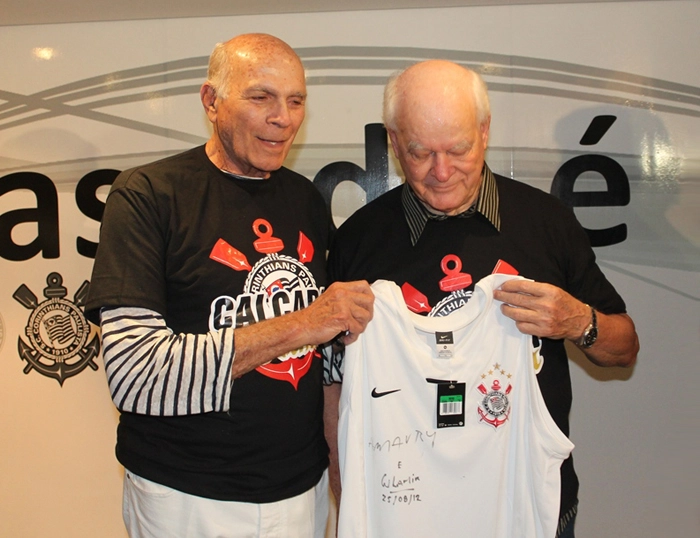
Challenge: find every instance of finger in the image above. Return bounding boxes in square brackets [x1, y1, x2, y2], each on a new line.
[496, 290, 537, 310]
[501, 304, 545, 336]
[500, 302, 530, 320]
[342, 331, 360, 346]
[341, 283, 375, 318]
[497, 278, 530, 293]
[345, 304, 373, 334]
[339, 299, 375, 345]
[328, 280, 373, 296]
[493, 289, 519, 306]
[498, 278, 550, 299]
[513, 320, 540, 337]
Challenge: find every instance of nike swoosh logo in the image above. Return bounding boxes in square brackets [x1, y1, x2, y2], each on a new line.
[371, 388, 401, 398]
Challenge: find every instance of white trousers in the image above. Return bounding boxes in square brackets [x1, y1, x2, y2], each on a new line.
[123, 469, 329, 538]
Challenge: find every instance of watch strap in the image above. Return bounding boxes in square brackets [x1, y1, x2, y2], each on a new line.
[578, 305, 598, 348]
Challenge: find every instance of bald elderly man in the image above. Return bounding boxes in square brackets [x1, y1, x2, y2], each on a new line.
[325, 60, 638, 537]
[86, 34, 373, 537]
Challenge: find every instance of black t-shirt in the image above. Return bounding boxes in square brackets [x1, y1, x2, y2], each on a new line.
[328, 174, 627, 516]
[86, 145, 332, 502]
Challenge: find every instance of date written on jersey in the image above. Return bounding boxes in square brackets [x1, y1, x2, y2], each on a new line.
[380, 472, 423, 506]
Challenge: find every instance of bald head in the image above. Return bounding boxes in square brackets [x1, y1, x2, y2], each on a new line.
[383, 60, 490, 133]
[382, 60, 491, 215]
[200, 33, 307, 178]
[207, 34, 303, 100]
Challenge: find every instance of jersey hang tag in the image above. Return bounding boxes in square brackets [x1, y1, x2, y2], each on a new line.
[434, 331, 455, 359]
[436, 382, 466, 428]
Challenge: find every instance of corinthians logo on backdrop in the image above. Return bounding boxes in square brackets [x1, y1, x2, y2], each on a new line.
[13, 273, 100, 385]
[208, 218, 322, 389]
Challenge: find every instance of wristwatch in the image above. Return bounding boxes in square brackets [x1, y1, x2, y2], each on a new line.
[578, 305, 598, 348]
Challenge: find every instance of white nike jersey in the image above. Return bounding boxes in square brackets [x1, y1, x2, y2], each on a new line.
[337, 275, 574, 538]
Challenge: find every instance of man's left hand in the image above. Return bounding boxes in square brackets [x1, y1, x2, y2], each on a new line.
[493, 279, 589, 341]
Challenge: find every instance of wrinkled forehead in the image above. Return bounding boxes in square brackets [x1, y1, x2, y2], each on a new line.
[395, 99, 480, 144]
[230, 52, 306, 92]
[395, 77, 477, 128]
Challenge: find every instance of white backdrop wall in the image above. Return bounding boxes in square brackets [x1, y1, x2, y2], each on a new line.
[1, 2, 698, 536]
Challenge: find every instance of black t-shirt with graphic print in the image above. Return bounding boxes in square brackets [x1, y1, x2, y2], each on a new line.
[86, 145, 331, 502]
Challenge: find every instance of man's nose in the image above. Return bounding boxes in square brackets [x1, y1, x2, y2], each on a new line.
[269, 100, 292, 128]
[433, 153, 453, 182]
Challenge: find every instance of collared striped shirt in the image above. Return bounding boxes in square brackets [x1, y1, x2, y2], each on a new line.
[402, 162, 501, 245]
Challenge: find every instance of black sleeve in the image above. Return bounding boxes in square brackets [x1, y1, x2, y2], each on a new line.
[86, 170, 168, 324]
[560, 203, 627, 315]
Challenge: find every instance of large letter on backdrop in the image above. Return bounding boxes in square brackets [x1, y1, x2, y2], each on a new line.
[0, 172, 59, 260]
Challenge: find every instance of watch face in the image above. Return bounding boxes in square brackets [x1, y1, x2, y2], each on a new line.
[583, 327, 598, 347]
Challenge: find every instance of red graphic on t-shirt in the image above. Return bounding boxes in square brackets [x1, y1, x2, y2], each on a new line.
[257, 349, 319, 389]
[492, 259, 519, 276]
[253, 218, 284, 253]
[402, 256, 519, 315]
[209, 220, 320, 389]
[209, 239, 252, 271]
[439, 254, 473, 292]
[401, 282, 432, 314]
[297, 232, 314, 263]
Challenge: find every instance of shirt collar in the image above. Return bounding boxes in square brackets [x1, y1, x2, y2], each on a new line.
[401, 162, 501, 245]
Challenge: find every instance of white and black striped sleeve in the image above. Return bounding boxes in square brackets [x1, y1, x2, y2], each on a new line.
[99, 307, 235, 416]
[321, 339, 345, 385]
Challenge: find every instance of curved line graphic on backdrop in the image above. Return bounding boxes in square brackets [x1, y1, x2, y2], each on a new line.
[1, 47, 699, 289]
[1, 47, 699, 141]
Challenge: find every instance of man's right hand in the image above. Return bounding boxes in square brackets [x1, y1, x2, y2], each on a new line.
[299, 281, 374, 346]
[231, 280, 374, 378]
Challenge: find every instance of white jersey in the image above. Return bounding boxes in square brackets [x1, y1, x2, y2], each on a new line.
[337, 275, 574, 538]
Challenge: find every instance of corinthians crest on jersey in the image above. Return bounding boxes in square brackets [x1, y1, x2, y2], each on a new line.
[207, 218, 323, 389]
[476, 363, 513, 429]
[13, 272, 100, 385]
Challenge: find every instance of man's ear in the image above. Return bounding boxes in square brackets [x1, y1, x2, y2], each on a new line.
[387, 128, 401, 159]
[200, 83, 217, 121]
[481, 115, 491, 149]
